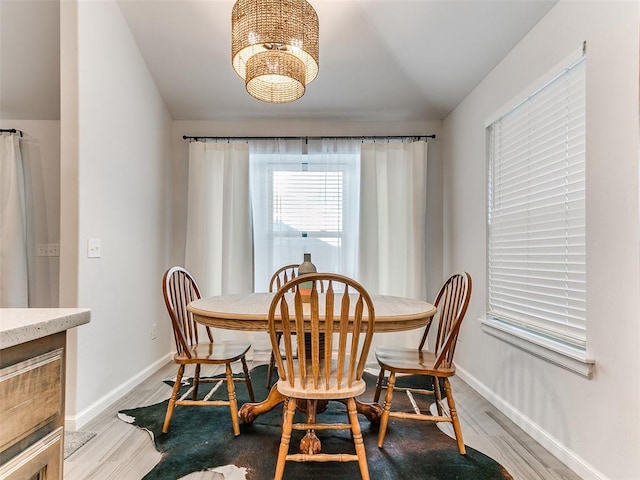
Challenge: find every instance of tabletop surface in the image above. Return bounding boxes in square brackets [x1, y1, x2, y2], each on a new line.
[188, 292, 437, 333]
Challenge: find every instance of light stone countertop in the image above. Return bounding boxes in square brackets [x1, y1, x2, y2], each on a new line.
[0, 308, 91, 349]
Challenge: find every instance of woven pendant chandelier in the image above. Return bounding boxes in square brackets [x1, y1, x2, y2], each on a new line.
[231, 0, 319, 103]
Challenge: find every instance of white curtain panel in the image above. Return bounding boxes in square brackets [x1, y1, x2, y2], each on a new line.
[358, 140, 428, 300]
[358, 140, 428, 353]
[250, 138, 305, 291]
[185, 141, 253, 298]
[0, 133, 28, 307]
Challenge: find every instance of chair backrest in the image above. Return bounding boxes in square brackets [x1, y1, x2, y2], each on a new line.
[162, 266, 213, 357]
[269, 264, 300, 292]
[268, 273, 375, 391]
[269, 263, 325, 293]
[418, 272, 472, 369]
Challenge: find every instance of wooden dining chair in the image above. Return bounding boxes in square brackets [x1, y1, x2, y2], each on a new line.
[374, 272, 472, 454]
[267, 264, 327, 387]
[161, 266, 256, 436]
[268, 273, 375, 480]
[266, 264, 300, 387]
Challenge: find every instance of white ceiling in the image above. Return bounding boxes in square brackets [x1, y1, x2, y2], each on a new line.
[1, 0, 558, 122]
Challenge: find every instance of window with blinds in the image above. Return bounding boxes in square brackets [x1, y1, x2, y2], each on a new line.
[251, 148, 360, 293]
[272, 170, 344, 247]
[487, 53, 586, 350]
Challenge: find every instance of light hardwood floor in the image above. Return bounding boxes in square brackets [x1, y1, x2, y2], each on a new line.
[63, 361, 583, 480]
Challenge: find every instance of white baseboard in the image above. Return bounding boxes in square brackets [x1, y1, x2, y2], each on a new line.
[251, 348, 272, 363]
[455, 365, 607, 480]
[65, 353, 173, 431]
[66, 349, 271, 432]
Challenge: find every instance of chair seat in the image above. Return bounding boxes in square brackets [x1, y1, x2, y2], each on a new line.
[276, 360, 367, 399]
[277, 378, 367, 400]
[175, 341, 252, 364]
[376, 345, 456, 377]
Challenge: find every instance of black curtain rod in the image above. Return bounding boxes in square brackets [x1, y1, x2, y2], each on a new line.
[0, 128, 23, 137]
[182, 134, 435, 142]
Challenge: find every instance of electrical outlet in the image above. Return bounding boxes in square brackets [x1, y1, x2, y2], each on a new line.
[151, 323, 158, 340]
[37, 244, 60, 257]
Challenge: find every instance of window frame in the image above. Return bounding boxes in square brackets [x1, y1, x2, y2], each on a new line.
[481, 46, 595, 378]
[250, 145, 360, 293]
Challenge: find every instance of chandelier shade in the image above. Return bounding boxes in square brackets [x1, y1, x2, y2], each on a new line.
[231, 0, 319, 103]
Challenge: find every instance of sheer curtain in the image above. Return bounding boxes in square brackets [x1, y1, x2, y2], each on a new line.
[358, 140, 428, 350]
[0, 132, 28, 307]
[185, 141, 253, 302]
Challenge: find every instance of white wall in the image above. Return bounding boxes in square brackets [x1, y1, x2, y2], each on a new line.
[0, 120, 60, 307]
[60, 0, 173, 429]
[442, 2, 640, 479]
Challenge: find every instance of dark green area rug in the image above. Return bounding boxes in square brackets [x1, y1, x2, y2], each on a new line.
[118, 364, 513, 480]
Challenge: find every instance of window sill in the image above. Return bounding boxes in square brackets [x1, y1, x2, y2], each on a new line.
[480, 317, 595, 379]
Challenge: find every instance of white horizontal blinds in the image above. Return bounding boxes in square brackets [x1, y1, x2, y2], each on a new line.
[488, 56, 586, 348]
[268, 161, 351, 278]
[272, 168, 344, 246]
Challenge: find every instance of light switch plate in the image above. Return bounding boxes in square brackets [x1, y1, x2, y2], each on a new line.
[87, 238, 101, 258]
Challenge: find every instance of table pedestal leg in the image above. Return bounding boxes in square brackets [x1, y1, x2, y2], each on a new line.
[238, 384, 286, 424]
[335, 398, 384, 423]
[296, 399, 382, 454]
[299, 399, 321, 455]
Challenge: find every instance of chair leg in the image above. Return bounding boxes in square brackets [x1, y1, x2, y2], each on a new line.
[377, 371, 396, 448]
[374, 367, 386, 403]
[163, 364, 185, 433]
[443, 378, 466, 455]
[241, 356, 255, 402]
[275, 397, 297, 480]
[225, 363, 241, 436]
[347, 397, 370, 480]
[433, 376, 443, 416]
[281, 397, 290, 428]
[192, 364, 201, 400]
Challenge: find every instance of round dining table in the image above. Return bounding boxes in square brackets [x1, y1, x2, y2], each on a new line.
[188, 292, 437, 424]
